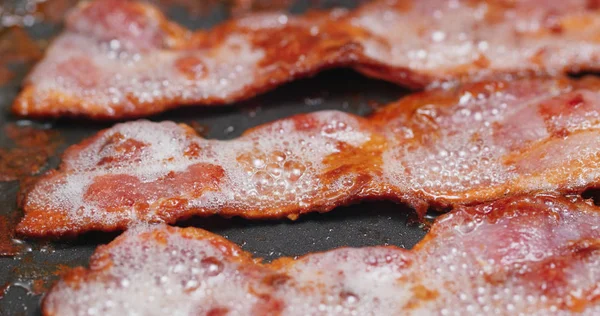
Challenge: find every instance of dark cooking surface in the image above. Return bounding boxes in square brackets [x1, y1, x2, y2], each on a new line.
[0, 1, 429, 315]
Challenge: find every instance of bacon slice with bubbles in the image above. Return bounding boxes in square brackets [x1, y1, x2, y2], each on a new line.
[17, 77, 600, 237]
[42, 195, 600, 315]
[13, 0, 600, 119]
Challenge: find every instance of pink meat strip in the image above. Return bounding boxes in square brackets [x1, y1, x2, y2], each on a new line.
[42, 194, 600, 315]
[17, 77, 600, 236]
[13, 0, 600, 118]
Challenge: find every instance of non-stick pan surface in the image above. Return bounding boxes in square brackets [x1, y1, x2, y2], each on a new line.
[0, 1, 428, 314]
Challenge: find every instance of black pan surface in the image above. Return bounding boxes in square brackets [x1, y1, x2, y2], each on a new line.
[0, 1, 428, 314]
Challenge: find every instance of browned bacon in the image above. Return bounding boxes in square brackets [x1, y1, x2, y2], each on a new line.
[13, 0, 600, 119]
[16, 77, 600, 237]
[42, 195, 600, 315]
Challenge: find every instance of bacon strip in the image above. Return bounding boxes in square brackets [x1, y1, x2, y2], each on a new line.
[17, 77, 600, 237]
[42, 195, 600, 315]
[13, 0, 600, 119]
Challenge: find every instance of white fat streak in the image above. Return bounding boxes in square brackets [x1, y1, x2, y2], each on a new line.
[381, 79, 574, 196]
[45, 225, 265, 315]
[30, 33, 264, 113]
[352, 0, 600, 74]
[33, 112, 372, 225]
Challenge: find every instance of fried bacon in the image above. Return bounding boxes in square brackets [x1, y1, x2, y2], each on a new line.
[13, 0, 600, 119]
[16, 77, 600, 237]
[42, 195, 600, 315]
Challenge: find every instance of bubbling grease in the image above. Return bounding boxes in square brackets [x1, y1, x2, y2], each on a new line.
[17, 77, 600, 236]
[43, 195, 600, 315]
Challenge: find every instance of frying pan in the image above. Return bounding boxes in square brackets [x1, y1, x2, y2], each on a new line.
[0, 1, 429, 314]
